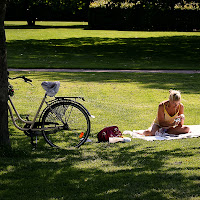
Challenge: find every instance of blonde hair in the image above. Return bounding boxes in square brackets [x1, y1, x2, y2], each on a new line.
[169, 89, 181, 101]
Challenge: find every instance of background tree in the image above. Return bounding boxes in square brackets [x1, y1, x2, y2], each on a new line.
[6, 0, 90, 23]
[0, 0, 10, 148]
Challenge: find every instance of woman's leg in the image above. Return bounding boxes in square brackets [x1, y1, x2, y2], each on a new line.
[141, 124, 160, 136]
[167, 125, 190, 135]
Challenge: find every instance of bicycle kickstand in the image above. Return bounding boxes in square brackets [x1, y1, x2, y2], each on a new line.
[30, 134, 37, 150]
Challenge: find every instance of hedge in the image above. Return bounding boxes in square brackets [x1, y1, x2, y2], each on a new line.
[88, 7, 200, 31]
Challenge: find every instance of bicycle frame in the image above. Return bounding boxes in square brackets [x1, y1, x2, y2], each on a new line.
[8, 94, 93, 133]
[8, 94, 47, 132]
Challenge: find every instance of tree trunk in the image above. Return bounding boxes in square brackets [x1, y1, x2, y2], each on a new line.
[0, 0, 10, 147]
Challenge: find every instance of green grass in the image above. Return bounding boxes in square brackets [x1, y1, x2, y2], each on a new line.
[1, 71, 200, 199]
[5, 21, 200, 70]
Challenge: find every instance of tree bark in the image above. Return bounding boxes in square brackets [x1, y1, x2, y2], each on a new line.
[0, 0, 10, 147]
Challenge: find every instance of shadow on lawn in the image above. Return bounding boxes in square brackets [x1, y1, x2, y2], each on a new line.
[1, 141, 200, 200]
[7, 36, 200, 71]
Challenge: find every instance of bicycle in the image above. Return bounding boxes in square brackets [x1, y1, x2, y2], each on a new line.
[8, 73, 94, 149]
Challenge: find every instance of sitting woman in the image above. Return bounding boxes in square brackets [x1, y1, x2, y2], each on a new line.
[142, 89, 190, 136]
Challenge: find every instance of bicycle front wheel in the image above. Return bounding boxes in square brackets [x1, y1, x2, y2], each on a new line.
[41, 101, 90, 148]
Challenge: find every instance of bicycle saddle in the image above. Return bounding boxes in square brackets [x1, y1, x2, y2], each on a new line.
[41, 81, 60, 97]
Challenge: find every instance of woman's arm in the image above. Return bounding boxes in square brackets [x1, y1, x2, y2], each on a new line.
[178, 103, 185, 126]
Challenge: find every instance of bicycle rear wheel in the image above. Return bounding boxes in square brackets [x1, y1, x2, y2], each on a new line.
[41, 101, 90, 148]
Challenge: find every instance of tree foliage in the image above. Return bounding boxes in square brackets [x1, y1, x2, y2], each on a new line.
[90, 0, 200, 10]
[6, 0, 90, 23]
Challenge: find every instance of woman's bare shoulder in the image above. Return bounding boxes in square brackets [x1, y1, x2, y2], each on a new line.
[159, 100, 168, 107]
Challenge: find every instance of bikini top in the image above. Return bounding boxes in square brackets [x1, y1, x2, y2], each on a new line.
[154, 103, 180, 126]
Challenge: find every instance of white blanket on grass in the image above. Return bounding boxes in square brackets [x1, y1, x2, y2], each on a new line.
[123, 125, 200, 141]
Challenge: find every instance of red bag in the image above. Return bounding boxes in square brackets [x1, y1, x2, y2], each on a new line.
[97, 126, 122, 142]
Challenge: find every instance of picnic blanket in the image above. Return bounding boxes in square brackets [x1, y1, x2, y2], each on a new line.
[123, 125, 200, 141]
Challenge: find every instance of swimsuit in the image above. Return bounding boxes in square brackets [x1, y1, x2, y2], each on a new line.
[154, 104, 180, 127]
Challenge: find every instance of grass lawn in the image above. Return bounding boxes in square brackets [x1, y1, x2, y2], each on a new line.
[5, 21, 200, 70]
[1, 71, 200, 199]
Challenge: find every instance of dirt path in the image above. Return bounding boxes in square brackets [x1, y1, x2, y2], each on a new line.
[8, 68, 200, 74]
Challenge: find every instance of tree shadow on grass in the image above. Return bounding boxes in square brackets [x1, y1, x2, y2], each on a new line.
[7, 36, 200, 71]
[1, 140, 200, 200]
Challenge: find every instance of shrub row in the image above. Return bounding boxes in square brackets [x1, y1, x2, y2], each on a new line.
[88, 8, 200, 31]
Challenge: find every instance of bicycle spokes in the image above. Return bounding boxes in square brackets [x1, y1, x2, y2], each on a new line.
[42, 101, 90, 148]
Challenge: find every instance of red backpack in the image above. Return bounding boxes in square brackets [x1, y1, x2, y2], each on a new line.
[97, 126, 122, 142]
